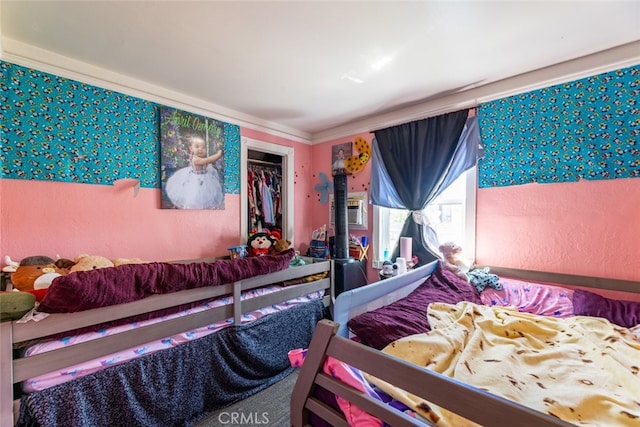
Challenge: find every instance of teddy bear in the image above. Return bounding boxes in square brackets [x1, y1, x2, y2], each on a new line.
[270, 239, 292, 254]
[2, 256, 20, 273]
[438, 241, 473, 282]
[54, 257, 77, 273]
[112, 257, 148, 267]
[247, 232, 277, 256]
[69, 254, 115, 272]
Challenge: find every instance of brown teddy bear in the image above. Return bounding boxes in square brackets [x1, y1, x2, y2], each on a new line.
[113, 257, 148, 267]
[438, 241, 472, 282]
[271, 239, 292, 254]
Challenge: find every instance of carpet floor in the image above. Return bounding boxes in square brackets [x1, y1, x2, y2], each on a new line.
[194, 370, 299, 427]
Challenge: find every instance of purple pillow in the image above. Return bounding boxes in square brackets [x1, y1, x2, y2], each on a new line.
[347, 262, 481, 350]
[572, 289, 640, 328]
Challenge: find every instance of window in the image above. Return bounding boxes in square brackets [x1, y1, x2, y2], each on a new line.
[373, 167, 476, 264]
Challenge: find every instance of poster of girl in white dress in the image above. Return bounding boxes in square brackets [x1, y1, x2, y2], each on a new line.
[160, 107, 225, 209]
[331, 142, 352, 176]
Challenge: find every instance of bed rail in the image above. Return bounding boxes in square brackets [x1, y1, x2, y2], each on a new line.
[332, 261, 438, 338]
[334, 261, 640, 340]
[291, 319, 574, 427]
[1, 259, 332, 426]
[488, 266, 640, 295]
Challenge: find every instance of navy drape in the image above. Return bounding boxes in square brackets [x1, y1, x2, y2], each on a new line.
[372, 110, 471, 265]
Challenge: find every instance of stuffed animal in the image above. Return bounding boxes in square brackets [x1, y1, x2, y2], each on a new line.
[247, 232, 277, 256]
[271, 239, 292, 254]
[380, 260, 396, 280]
[11, 255, 65, 292]
[438, 241, 473, 282]
[2, 256, 20, 273]
[269, 229, 282, 240]
[54, 257, 77, 273]
[69, 254, 115, 272]
[112, 257, 148, 267]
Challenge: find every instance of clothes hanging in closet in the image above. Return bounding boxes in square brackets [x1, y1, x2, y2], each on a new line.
[247, 163, 282, 231]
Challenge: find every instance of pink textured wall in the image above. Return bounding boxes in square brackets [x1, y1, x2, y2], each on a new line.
[476, 177, 640, 282]
[3, 125, 638, 291]
[0, 179, 240, 262]
[0, 129, 315, 263]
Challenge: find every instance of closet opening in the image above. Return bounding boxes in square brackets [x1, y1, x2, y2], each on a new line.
[240, 138, 294, 245]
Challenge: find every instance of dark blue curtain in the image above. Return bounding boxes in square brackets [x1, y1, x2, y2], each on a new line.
[372, 110, 473, 266]
[438, 116, 482, 192]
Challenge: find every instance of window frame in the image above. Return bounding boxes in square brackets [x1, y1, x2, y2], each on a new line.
[372, 167, 477, 264]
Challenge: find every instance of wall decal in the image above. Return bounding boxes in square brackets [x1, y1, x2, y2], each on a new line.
[314, 171, 333, 204]
[344, 136, 371, 174]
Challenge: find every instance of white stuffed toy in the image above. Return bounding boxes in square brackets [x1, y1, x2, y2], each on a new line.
[2, 256, 20, 273]
[438, 241, 473, 282]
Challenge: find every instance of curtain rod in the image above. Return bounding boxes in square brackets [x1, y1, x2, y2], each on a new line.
[372, 107, 474, 134]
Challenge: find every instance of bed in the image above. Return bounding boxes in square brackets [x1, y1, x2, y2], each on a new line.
[292, 260, 640, 426]
[1, 249, 333, 426]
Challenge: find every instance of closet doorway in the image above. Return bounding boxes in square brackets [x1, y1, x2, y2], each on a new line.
[240, 137, 294, 245]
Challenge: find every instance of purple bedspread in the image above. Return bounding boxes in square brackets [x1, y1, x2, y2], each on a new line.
[348, 261, 481, 350]
[38, 249, 295, 313]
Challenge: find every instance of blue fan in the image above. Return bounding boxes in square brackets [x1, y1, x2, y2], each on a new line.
[314, 172, 334, 204]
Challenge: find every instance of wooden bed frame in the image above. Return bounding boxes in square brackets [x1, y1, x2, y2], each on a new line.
[1, 257, 333, 426]
[292, 261, 640, 426]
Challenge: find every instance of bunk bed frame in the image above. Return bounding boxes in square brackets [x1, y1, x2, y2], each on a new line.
[292, 261, 640, 426]
[1, 257, 333, 426]
[291, 319, 575, 427]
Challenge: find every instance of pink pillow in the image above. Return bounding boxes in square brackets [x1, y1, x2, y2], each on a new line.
[480, 278, 574, 317]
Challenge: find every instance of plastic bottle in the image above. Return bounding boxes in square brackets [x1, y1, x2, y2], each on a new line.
[383, 248, 389, 261]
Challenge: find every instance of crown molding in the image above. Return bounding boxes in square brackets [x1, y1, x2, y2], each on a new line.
[310, 40, 640, 143]
[3, 37, 638, 146]
[1, 37, 313, 144]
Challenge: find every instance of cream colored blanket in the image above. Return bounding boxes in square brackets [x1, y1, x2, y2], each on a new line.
[368, 302, 640, 426]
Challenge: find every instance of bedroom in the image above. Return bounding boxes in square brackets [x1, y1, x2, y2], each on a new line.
[1, 1, 639, 426]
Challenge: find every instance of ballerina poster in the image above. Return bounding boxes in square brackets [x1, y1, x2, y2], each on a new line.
[160, 107, 225, 209]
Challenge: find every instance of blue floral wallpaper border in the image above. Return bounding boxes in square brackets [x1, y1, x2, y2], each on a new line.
[0, 61, 241, 194]
[478, 65, 639, 188]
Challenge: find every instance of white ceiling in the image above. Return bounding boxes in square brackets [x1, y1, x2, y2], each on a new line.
[2, 1, 639, 143]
